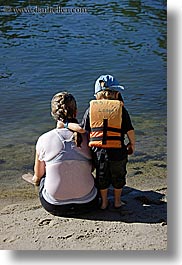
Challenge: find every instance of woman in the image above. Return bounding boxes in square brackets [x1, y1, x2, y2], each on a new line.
[32, 92, 98, 217]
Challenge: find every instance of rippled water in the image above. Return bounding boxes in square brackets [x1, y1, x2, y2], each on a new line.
[0, 0, 167, 189]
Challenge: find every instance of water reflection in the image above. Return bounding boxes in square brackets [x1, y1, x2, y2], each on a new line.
[0, 0, 166, 152]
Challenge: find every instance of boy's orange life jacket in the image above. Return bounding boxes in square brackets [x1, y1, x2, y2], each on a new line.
[89, 99, 123, 148]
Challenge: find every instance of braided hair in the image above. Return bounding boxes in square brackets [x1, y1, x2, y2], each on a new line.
[51, 92, 82, 147]
[51, 92, 77, 122]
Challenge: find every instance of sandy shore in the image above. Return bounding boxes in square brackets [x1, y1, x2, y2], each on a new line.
[0, 159, 167, 250]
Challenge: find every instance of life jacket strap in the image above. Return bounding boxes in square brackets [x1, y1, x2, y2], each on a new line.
[102, 119, 108, 144]
[90, 136, 122, 142]
[90, 127, 121, 133]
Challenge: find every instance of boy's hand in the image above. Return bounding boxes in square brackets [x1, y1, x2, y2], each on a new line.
[127, 142, 135, 155]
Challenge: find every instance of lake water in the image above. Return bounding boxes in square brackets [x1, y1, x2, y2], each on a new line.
[0, 0, 167, 192]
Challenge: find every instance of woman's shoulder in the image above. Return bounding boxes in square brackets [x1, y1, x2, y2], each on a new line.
[37, 129, 57, 142]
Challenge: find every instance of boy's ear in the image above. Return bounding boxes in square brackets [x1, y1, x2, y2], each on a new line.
[115, 92, 120, 99]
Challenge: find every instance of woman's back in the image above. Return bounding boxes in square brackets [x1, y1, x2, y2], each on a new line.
[36, 128, 95, 200]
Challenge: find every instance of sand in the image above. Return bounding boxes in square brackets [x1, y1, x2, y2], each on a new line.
[0, 161, 167, 250]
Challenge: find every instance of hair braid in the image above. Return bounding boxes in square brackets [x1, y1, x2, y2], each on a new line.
[51, 92, 82, 147]
[51, 92, 77, 122]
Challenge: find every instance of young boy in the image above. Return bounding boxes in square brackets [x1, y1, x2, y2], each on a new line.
[59, 75, 135, 210]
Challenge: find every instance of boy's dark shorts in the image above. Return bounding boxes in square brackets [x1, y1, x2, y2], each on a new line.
[95, 157, 128, 190]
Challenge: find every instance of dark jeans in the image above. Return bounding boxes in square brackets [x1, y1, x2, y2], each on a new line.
[39, 178, 99, 217]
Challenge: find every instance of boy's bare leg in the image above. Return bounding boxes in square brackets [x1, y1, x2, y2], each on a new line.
[114, 188, 122, 208]
[100, 189, 108, 209]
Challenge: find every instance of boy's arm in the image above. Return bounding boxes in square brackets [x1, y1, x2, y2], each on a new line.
[126, 129, 135, 155]
[57, 120, 86, 133]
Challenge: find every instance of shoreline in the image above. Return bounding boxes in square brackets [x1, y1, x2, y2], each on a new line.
[0, 159, 167, 250]
[0, 140, 167, 250]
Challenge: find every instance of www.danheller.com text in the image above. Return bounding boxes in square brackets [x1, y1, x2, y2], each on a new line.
[1, 6, 88, 14]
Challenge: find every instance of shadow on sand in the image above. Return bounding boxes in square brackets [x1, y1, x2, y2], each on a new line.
[77, 186, 167, 224]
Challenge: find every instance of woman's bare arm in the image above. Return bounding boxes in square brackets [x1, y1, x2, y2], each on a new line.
[33, 152, 46, 186]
